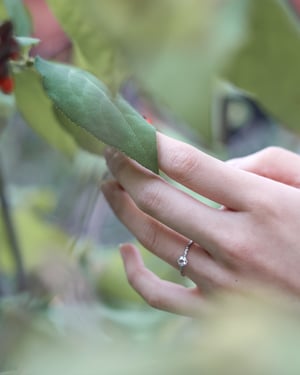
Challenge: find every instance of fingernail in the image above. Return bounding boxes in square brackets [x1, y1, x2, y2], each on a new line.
[104, 146, 114, 159]
[119, 243, 126, 254]
[119, 243, 131, 260]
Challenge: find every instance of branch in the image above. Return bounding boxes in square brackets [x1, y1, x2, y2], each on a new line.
[0, 159, 26, 291]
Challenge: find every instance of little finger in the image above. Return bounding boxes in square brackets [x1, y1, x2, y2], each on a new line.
[120, 243, 209, 316]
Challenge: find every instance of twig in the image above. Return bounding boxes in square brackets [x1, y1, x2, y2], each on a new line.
[0, 159, 26, 291]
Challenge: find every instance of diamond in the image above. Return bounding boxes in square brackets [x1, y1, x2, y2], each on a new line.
[177, 256, 188, 267]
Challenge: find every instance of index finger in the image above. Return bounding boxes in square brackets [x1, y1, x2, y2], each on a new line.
[157, 132, 271, 210]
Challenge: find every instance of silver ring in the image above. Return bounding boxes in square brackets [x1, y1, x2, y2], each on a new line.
[177, 240, 193, 276]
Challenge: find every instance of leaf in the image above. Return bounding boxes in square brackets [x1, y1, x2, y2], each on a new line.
[54, 107, 105, 156]
[223, 0, 300, 133]
[34, 57, 158, 173]
[14, 68, 78, 159]
[46, 0, 128, 93]
[3, 0, 32, 36]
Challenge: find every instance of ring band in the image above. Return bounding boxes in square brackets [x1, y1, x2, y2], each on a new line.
[177, 240, 194, 276]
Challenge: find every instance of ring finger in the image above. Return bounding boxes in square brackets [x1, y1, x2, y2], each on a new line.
[101, 180, 235, 292]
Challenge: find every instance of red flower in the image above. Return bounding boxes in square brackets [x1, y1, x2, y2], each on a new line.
[0, 75, 14, 94]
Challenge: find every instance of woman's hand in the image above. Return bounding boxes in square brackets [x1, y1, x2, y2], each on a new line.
[102, 132, 300, 316]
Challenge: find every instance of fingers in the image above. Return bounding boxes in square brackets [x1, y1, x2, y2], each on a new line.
[120, 243, 207, 316]
[156, 132, 269, 210]
[227, 147, 300, 187]
[102, 180, 233, 290]
[103, 149, 239, 257]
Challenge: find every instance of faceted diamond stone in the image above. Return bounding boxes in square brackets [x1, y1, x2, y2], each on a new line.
[177, 256, 188, 267]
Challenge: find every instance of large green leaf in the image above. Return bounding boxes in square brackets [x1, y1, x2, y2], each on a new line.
[3, 0, 31, 36]
[14, 68, 78, 159]
[54, 107, 105, 156]
[46, 0, 128, 94]
[223, 0, 300, 133]
[34, 57, 158, 173]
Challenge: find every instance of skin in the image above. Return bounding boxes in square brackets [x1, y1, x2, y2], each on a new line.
[102, 132, 300, 316]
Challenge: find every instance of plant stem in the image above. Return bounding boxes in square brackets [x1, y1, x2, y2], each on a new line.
[0, 159, 26, 291]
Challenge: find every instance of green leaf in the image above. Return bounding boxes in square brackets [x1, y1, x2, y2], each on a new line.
[3, 0, 32, 36]
[46, 0, 128, 93]
[14, 68, 78, 159]
[34, 57, 158, 173]
[54, 107, 105, 156]
[223, 0, 300, 133]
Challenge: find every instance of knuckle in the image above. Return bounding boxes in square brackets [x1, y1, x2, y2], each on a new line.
[109, 190, 126, 216]
[247, 191, 268, 210]
[260, 146, 284, 159]
[135, 180, 163, 215]
[168, 147, 199, 182]
[227, 242, 253, 264]
[247, 191, 278, 218]
[137, 221, 160, 253]
[126, 270, 162, 309]
[126, 266, 142, 289]
[109, 151, 128, 175]
[252, 146, 284, 170]
[217, 229, 253, 264]
[143, 289, 163, 310]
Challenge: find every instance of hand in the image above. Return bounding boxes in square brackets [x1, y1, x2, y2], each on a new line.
[102, 133, 300, 316]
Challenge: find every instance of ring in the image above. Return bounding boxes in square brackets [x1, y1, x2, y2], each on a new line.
[177, 240, 194, 276]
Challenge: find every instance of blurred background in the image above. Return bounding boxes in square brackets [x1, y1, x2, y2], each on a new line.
[1, 0, 300, 373]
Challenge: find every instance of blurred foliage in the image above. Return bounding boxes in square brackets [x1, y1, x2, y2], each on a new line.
[0, 189, 68, 272]
[47, 0, 250, 144]
[46, 0, 128, 94]
[1, 0, 300, 374]
[0, 91, 15, 133]
[45, 0, 300, 144]
[1, 289, 300, 374]
[14, 68, 78, 159]
[3, 0, 31, 36]
[223, 0, 300, 135]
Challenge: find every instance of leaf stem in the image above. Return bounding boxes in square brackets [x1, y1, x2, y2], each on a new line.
[0, 158, 26, 292]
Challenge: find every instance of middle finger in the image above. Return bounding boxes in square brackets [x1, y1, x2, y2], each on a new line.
[104, 147, 240, 260]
